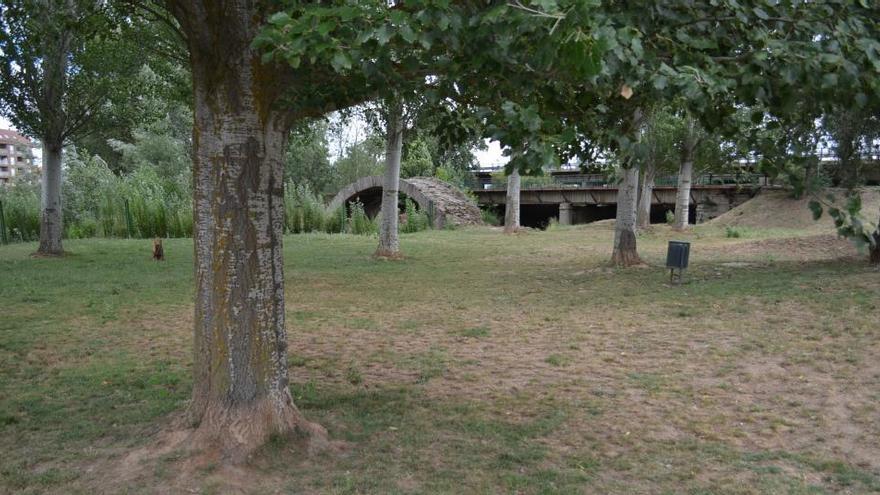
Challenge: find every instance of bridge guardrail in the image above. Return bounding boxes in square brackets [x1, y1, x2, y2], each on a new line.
[474, 173, 769, 190]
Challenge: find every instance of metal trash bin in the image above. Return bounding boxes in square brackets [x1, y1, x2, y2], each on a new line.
[666, 241, 690, 284]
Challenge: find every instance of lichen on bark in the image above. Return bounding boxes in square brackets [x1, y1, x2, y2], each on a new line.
[167, 0, 327, 462]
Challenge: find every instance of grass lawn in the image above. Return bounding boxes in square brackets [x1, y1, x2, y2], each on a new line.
[1, 223, 878, 494]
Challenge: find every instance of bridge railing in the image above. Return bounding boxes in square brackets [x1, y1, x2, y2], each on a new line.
[473, 172, 769, 190]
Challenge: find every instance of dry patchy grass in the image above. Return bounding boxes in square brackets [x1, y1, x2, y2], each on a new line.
[0, 223, 878, 494]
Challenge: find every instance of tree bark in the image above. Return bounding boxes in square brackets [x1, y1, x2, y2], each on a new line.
[673, 118, 697, 231]
[375, 101, 404, 258]
[636, 161, 655, 229]
[611, 165, 642, 266]
[871, 238, 880, 265]
[35, 2, 72, 256]
[504, 168, 520, 233]
[170, 1, 325, 462]
[871, 209, 880, 265]
[37, 143, 64, 255]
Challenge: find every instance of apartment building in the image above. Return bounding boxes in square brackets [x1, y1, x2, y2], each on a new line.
[0, 129, 38, 184]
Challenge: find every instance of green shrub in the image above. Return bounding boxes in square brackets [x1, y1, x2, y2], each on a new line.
[284, 182, 326, 233]
[480, 208, 501, 226]
[67, 216, 99, 239]
[0, 185, 40, 242]
[324, 207, 346, 234]
[347, 199, 376, 235]
[725, 226, 742, 238]
[665, 210, 675, 225]
[401, 198, 430, 233]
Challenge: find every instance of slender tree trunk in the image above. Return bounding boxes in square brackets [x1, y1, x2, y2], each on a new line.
[871, 239, 880, 265]
[673, 118, 697, 231]
[37, 143, 64, 255]
[871, 209, 880, 265]
[376, 101, 404, 258]
[611, 165, 642, 266]
[636, 162, 655, 229]
[833, 111, 860, 188]
[504, 168, 520, 233]
[35, 2, 71, 256]
[170, 1, 325, 462]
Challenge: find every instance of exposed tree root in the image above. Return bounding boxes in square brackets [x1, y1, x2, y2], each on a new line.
[30, 250, 66, 258]
[610, 248, 644, 267]
[610, 230, 644, 267]
[102, 400, 340, 493]
[188, 396, 330, 464]
[374, 248, 405, 260]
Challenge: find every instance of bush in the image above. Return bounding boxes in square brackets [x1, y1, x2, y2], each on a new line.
[284, 182, 326, 233]
[347, 199, 376, 235]
[401, 198, 430, 233]
[324, 207, 346, 234]
[725, 226, 742, 238]
[0, 185, 40, 242]
[0, 151, 389, 243]
[480, 208, 501, 226]
[665, 210, 675, 225]
[0, 149, 193, 244]
[67, 216, 99, 239]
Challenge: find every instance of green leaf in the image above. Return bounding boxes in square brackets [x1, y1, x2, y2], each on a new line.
[267, 12, 292, 25]
[821, 73, 838, 88]
[330, 52, 352, 72]
[653, 76, 668, 90]
[317, 21, 335, 36]
[376, 25, 393, 45]
[400, 25, 417, 44]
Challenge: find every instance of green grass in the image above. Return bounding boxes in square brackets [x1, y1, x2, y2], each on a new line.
[1, 225, 879, 494]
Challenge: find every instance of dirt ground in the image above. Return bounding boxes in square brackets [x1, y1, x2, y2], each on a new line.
[1, 207, 879, 494]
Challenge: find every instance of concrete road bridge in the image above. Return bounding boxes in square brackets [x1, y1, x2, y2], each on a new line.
[470, 171, 767, 227]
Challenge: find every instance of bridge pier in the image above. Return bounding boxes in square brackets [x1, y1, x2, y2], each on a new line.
[558, 202, 572, 225]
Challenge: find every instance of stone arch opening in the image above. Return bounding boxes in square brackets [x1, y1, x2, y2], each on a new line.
[328, 176, 483, 229]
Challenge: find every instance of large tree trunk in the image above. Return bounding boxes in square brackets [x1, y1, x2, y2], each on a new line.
[636, 161, 655, 229]
[611, 166, 641, 266]
[171, 1, 325, 462]
[673, 118, 697, 231]
[504, 168, 520, 233]
[375, 101, 404, 258]
[37, 143, 64, 255]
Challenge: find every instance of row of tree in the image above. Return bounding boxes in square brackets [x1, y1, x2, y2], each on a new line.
[1, 0, 878, 464]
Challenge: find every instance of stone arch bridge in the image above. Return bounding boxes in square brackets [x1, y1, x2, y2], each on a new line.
[328, 176, 483, 229]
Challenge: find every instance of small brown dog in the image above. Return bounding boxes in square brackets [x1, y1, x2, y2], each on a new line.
[152, 238, 164, 261]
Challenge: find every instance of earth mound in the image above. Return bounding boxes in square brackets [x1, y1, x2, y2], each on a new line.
[708, 187, 880, 232]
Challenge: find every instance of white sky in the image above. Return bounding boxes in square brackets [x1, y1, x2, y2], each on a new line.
[475, 140, 507, 169]
[0, 115, 507, 169]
